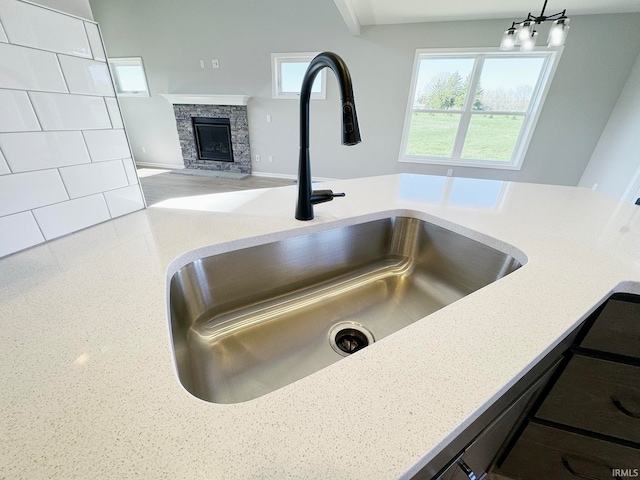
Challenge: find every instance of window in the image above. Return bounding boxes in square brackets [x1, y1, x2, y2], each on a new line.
[272, 52, 326, 99]
[399, 48, 562, 169]
[108, 57, 150, 97]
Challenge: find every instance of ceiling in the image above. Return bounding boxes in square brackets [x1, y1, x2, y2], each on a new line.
[333, 0, 640, 33]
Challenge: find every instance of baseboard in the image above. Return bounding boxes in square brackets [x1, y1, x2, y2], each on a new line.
[252, 171, 338, 182]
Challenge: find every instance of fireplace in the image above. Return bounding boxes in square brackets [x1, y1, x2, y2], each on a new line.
[162, 95, 252, 174]
[192, 117, 234, 162]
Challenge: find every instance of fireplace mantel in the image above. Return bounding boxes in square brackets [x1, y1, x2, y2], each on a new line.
[159, 94, 250, 106]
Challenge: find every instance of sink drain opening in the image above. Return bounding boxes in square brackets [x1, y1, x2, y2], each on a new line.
[329, 322, 375, 356]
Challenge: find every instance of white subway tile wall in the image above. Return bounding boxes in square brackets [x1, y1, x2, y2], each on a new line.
[0, 43, 68, 92]
[0, 89, 41, 132]
[0, 0, 91, 57]
[0, 0, 144, 257]
[105, 97, 124, 128]
[29, 92, 112, 130]
[60, 159, 128, 198]
[0, 212, 45, 257]
[58, 55, 114, 96]
[84, 22, 106, 61]
[83, 129, 131, 161]
[0, 131, 91, 172]
[33, 194, 111, 240]
[122, 157, 138, 185]
[0, 169, 69, 216]
[0, 18, 7, 42]
[104, 185, 145, 218]
[0, 149, 10, 175]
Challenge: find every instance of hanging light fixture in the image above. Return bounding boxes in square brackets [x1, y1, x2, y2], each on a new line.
[500, 0, 569, 51]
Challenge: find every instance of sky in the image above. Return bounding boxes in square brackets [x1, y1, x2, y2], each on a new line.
[415, 55, 546, 102]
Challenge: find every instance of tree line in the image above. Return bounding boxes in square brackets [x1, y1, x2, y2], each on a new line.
[416, 71, 533, 112]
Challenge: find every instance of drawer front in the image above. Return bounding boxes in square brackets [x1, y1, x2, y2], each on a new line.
[536, 355, 640, 443]
[497, 422, 640, 480]
[581, 295, 640, 360]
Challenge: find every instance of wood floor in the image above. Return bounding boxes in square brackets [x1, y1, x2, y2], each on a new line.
[138, 168, 295, 205]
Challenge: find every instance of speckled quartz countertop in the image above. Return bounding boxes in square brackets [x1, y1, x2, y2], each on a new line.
[1, 174, 639, 479]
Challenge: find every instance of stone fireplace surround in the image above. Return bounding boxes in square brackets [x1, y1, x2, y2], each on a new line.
[161, 95, 251, 175]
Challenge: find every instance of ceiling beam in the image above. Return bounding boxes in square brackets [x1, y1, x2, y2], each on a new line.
[332, 0, 361, 36]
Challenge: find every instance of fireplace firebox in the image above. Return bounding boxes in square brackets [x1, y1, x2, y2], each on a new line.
[192, 117, 234, 162]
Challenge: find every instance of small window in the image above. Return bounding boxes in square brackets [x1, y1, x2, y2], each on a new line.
[272, 53, 326, 99]
[399, 48, 562, 170]
[108, 57, 150, 97]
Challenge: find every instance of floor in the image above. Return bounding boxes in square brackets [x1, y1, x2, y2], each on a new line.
[137, 168, 295, 205]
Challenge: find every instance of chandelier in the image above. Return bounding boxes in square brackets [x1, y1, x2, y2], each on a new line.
[500, 0, 570, 51]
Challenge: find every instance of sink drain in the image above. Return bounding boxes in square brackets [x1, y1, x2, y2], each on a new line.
[329, 322, 375, 356]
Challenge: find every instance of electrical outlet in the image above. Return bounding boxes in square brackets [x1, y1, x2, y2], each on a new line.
[268, 155, 274, 163]
[447, 168, 453, 177]
[255, 155, 261, 162]
[212, 59, 220, 68]
[200, 60, 205, 68]
[266, 114, 272, 123]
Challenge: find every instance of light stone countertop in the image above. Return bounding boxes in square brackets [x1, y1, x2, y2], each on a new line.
[1, 174, 639, 479]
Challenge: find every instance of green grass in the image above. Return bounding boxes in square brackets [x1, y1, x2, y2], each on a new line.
[407, 113, 524, 161]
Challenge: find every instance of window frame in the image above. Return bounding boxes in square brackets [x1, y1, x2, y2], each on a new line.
[108, 57, 150, 98]
[271, 52, 327, 100]
[398, 47, 563, 170]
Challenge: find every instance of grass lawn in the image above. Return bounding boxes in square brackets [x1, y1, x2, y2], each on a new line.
[407, 112, 523, 161]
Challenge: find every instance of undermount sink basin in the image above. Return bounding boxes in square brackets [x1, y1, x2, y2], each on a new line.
[168, 216, 523, 404]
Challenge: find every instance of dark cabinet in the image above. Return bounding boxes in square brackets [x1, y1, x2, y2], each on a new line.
[496, 293, 640, 480]
[435, 366, 558, 480]
[499, 422, 639, 480]
[536, 355, 640, 444]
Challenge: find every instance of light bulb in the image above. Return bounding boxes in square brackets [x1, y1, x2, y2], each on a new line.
[517, 21, 532, 43]
[548, 18, 570, 47]
[520, 30, 538, 52]
[500, 29, 516, 50]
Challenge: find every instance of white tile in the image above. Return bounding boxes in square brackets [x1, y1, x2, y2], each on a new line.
[0, 148, 10, 174]
[104, 185, 144, 218]
[0, 89, 41, 132]
[0, 211, 45, 257]
[84, 22, 105, 61]
[0, 169, 68, 216]
[33, 194, 110, 240]
[0, 43, 67, 92]
[59, 159, 128, 198]
[0, 131, 90, 172]
[58, 55, 114, 96]
[29, 92, 110, 131]
[105, 97, 123, 128]
[83, 129, 131, 161]
[0, 18, 7, 42]
[0, 0, 91, 57]
[121, 158, 139, 185]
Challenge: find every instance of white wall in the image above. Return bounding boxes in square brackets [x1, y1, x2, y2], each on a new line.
[89, 0, 640, 186]
[579, 51, 640, 203]
[0, 0, 144, 257]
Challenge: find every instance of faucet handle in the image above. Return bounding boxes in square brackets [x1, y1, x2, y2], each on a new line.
[310, 189, 345, 205]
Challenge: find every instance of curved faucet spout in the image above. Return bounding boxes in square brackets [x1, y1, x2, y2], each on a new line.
[295, 52, 361, 221]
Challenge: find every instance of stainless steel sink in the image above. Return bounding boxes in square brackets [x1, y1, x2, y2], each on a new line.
[168, 216, 523, 404]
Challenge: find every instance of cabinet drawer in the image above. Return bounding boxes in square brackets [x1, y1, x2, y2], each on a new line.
[497, 422, 640, 480]
[536, 355, 640, 443]
[581, 294, 640, 359]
